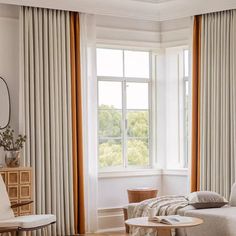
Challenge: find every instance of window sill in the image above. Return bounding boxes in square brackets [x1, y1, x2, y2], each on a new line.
[98, 168, 188, 179]
[162, 168, 188, 176]
[98, 168, 162, 179]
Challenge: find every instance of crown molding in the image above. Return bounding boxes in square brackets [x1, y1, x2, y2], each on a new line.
[0, 0, 236, 22]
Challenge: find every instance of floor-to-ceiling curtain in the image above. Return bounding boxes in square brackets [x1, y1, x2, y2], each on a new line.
[70, 12, 85, 234]
[79, 14, 98, 233]
[19, 7, 75, 235]
[191, 15, 202, 192]
[200, 10, 236, 199]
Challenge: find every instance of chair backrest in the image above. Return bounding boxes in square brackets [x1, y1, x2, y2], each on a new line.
[0, 174, 14, 220]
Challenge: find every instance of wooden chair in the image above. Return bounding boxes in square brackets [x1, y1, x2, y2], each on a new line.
[0, 174, 56, 235]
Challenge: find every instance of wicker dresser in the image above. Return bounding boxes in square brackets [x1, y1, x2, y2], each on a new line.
[0, 167, 33, 216]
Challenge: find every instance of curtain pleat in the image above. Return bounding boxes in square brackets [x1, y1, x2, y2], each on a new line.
[19, 7, 75, 235]
[70, 12, 86, 234]
[191, 15, 202, 192]
[200, 10, 236, 198]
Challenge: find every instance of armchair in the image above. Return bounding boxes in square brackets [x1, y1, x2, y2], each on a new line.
[0, 174, 56, 235]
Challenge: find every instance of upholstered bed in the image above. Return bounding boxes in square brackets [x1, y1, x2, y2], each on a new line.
[127, 183, 236, 236]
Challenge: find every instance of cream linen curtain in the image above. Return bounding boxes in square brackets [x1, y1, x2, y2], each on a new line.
[19, 7, 74, 235]
[200, 10, 236, 199]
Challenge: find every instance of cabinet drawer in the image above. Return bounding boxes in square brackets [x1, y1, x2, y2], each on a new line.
[20, 171, 31, 184]
[7, 171, 19, 185]
[19, 200, 32, 215]
[20, 185, 31, 199]
[8, 185, 19, 199]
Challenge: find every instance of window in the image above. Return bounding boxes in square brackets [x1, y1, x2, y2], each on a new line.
[97, 48, 151, 170]
[165, 46, 190, 169]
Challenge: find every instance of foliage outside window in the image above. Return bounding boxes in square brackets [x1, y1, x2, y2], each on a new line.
[97, 48, 151, 170]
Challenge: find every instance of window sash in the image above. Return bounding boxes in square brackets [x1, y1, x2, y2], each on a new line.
[98, 80, 152, 170]
[97, 48, 152, 170]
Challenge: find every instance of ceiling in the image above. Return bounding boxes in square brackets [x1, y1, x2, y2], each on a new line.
[0, 0, 236, 21]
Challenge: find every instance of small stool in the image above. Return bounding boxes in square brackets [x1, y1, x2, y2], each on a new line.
[127, 187, 158, 203]
[124, 187, 158, 233]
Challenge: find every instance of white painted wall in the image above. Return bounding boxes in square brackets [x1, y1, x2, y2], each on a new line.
[96, 14, 161, 49]
[162, 174, 189, 196]
[0, 4, 19, 165]
[98, 174, 162, 209]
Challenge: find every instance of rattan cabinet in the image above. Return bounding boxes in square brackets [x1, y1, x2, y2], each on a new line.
[0, 167, 33, 216]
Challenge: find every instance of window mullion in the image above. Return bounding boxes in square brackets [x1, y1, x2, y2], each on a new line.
[122, 50, 128, 168]
[122, 80, 127, 168]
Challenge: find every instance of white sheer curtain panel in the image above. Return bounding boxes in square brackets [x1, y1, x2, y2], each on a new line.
[19, 7, 74, 235]
[80, 13, 98, 233]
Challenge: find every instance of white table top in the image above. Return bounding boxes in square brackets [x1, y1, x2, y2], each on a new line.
[125, 217, 203, 229]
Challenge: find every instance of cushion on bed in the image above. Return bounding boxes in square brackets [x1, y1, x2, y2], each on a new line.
[187, 191, 228, 209]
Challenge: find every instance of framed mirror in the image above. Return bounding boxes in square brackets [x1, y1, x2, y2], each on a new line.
[0, 77, 10, 129]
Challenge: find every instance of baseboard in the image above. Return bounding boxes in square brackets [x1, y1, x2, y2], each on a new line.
[98, 207, 125, 232]
[97, 227, 125, 233]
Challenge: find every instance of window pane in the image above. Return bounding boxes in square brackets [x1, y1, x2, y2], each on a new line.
[127, 139, 149, 166]
[184, 50, 189, 77]
[124, 50, 149, 78]
[126, 82, 148, 109]
[99, 139, 123, 168]
[97, 48, 123, 77]
[127, 111, 148, 137]
[99, 81, 122, 109]
[99, 110, 122, 137]
[185, 80, 189, 96]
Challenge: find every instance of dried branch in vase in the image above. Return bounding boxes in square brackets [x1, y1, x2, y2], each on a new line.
[0, 126, 26, 151]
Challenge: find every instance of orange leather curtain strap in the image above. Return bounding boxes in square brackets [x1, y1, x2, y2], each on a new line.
[70, 12, 85, 234]
[191, 15, 202, 192]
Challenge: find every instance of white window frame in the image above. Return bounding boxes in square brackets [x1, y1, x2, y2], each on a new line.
[165, 46, 190, 169]
[97, 47, 153, 172]
[183, 48, 189, 168]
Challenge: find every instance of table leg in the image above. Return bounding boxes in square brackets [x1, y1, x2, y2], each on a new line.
[157, 229, 172, 236]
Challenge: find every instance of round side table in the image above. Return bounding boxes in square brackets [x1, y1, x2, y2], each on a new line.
[125, 216, 203, 236]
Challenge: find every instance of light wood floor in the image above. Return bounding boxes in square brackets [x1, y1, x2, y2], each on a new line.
[80, 233, 127, 236]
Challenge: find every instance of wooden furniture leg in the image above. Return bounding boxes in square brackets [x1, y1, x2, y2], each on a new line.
[123, 207, 129, 233]
[157, 229, 172, 236]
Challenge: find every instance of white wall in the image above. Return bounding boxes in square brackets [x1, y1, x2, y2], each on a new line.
[0, 4, 19, 165]
[162, 175, 189, 196]
[161, 17, 192, 47]
[96, 15, 161, 49]
[98, 173, 162, 209]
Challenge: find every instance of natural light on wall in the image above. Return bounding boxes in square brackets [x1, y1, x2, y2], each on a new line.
[97, 48, 151, 170]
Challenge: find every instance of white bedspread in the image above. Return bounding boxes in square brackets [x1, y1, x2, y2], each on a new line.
[127, 197, 236, 236]
[128, 195, 189, 236]
[178, 206, 236, 236]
